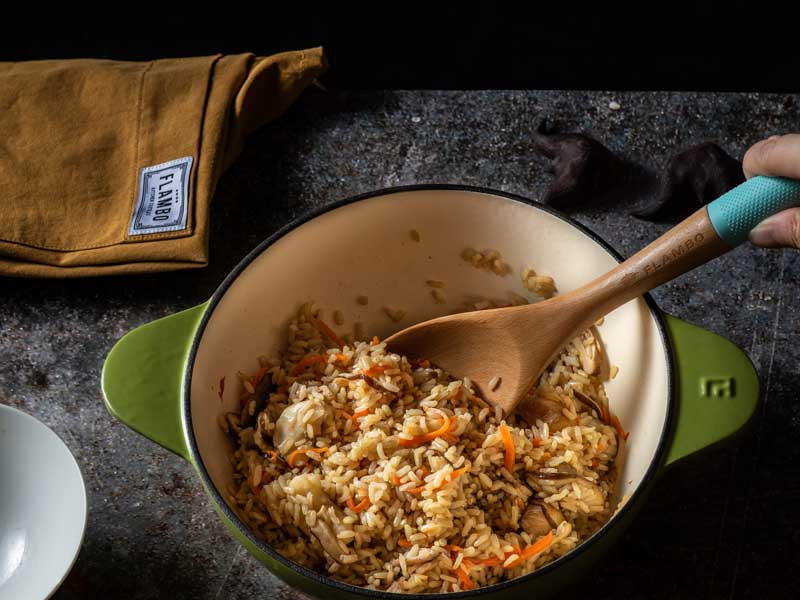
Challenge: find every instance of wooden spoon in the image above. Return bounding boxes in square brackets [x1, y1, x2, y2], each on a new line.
[385, 175, 800, 420]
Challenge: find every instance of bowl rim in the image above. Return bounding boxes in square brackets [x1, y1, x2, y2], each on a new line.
[0, 404, 88, 600]
[181, 184, 676, 598]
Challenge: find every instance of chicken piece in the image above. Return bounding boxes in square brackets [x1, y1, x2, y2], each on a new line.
[288, 474, 346, 560]
[273, 399, 329, 456]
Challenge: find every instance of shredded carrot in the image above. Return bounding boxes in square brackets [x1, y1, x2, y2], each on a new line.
[399, 411, 452, 447]
[532, 437, 542, 448]
[286, 446, 329, 468]
[542, 452, 551, 460]
[504, 532, 554, 569]
[419, 466, 430, 476]
[397, 538, 412, 548]
[419, 359, 431, 368]
[499, 424, 515, 472]
[611, 415, 629, 440]
[447, 467, 468, 482]
[314, 317, 344, 348]
[405, 466, 467, 496]
[341, 407, 371, 430]
[472, 556, 502, 567]
[371, 335, 380, 345]
[392, 475, 401, 485]
[591, 458, 599, 469]
[251, 366, 269, 386]
[346, 496, 370, 512]
[443, 433, 459, 444]
[445, 544, 464, 553]
[334, 353, 349, 364]
[265, 450, 279, 463]
[339, 410, 359, 430]
[363, 364, 390, 377]
[290, 354, 327, 376]
[456, 564, 475, 590]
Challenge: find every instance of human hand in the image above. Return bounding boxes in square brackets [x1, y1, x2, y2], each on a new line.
[743, 134, 800, 248]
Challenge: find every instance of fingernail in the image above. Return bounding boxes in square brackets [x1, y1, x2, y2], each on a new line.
[749, 214, 781, 246]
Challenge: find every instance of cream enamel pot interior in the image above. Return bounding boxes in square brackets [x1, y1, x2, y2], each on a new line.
[102, 185, 759, 600]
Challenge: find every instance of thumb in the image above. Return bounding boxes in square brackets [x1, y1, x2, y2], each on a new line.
[748, 208, 800, 248]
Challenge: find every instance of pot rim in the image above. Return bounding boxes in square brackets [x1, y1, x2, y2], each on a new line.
[182, 184, 676, 599]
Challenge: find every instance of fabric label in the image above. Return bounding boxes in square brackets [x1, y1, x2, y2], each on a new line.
[128, 156, 193, 236]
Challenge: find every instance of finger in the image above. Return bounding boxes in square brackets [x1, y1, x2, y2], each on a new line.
[743, 134, 800, 179]
[748, 207, 800, 248]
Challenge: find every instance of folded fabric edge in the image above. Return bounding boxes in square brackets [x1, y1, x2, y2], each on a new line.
[0, 256, 208, 279]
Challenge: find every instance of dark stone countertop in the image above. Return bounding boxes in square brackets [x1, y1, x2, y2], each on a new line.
[2, 90, 799, 599]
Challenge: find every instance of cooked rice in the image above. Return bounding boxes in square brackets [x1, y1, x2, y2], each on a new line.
[460, 247, 511, 276]
[524, 275, 556, 298]
[221, 302, 622, 593]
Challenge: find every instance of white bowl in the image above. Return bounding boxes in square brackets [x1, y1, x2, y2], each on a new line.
[0, 405, 87, 600]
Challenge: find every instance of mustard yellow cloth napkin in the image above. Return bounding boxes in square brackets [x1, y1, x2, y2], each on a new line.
[0, 48, 326, 277]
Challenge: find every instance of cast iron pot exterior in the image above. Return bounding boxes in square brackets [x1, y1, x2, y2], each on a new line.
[103, 185, 759, 600]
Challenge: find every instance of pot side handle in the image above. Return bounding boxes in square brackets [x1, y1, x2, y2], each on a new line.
[663, 314, 760, 466]
[101, 303, 208, 461]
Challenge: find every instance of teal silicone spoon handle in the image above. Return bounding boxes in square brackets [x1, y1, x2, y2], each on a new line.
[707, 175, 800, 246]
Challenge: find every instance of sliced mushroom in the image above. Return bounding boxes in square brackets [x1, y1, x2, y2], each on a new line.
[573, 390, 603, 419]
[571, 392, 619, 462]
[517, 396, 571, 431]
[521, 504, 550, 537]
[543, 501, 565, 527]
[253, 431, 289, 468]
[237, 374, 273, 428]
[529, 472, 565, 482]
[521, 502, 565, 537]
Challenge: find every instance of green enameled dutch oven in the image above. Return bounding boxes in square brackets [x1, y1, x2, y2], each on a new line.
[102, 186, 759, 599]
